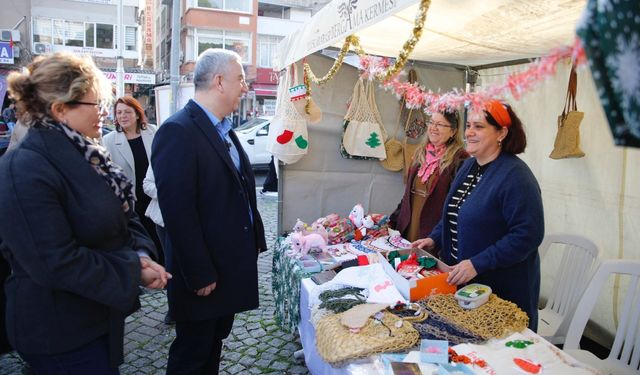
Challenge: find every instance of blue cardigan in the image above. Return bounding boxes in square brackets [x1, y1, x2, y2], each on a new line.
[430, 153, 544, 329]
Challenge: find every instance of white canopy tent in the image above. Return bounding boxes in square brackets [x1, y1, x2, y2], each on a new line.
[272, 0, 639, 347]
[274, 0, 586, 70]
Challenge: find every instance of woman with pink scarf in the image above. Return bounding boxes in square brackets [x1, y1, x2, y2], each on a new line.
[389, 109, 468, 248]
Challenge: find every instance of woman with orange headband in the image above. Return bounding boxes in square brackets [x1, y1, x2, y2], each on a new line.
[413, 100, 544, 330]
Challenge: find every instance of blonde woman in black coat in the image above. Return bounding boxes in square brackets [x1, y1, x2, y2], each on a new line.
[0, 53, 170, 375]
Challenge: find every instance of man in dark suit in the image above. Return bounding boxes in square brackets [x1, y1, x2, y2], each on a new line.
[152, 49, 266, 375]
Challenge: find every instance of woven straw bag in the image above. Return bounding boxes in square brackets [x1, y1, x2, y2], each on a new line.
[550, 63, 585, 159]
[380, 107, 404, 171]
[315, 310, 420, 365]
[342, 79, 388, 160]
[266, 64, 309, 164]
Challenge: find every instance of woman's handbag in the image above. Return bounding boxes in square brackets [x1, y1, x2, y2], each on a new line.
[341, 78, 388, 160]
[549, 63, 586, 159]
[315, 310, 420, 365]
[380, 105, 405, 171]
[267, 64, 309, 164]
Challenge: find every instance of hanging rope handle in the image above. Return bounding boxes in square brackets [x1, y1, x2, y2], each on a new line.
[562, 61, 578, 119]
[344, 78, 365, 121]
[366, 79, 388, 140]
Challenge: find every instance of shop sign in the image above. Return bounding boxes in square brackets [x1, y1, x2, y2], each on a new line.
[103, 71, 156, 84]
[275, 0, 414, 69]
[0, 42, 14, 65]
[145, 0, 153, 45]
[53, 45, 138, 59]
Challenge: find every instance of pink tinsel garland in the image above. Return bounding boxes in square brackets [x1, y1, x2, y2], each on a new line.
[360, 38, 587, 113]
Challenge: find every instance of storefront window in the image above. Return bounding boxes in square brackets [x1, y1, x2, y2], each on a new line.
[196, 31, 250, 63]
[197, 0, 250, 12]
[66, 21, 84, 47]
[33, 17, 52, 44]
[198, 35, 223, 55]
[197, 0, 222, 9]
[85, 23, 95, 47]
[125, 26, 137, 51]
[53, 20, 64, 45]
[96, 23, 113, 49]
[257, 35, 283, 67]
[224, 33, 250, 62]
[225, 0, 251, 12]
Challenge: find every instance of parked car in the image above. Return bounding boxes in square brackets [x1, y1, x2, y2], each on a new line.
[235, 116, 272, 169]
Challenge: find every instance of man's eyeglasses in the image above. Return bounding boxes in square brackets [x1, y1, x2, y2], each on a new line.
[428, 121, 452, 129]
[67, 100, 109, 111]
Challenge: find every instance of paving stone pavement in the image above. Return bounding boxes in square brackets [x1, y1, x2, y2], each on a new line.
[0, 191, 310, 375]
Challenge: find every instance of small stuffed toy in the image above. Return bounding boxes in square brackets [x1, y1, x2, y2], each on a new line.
[292, 218, 308, 233]
[310, 221, 329, 242]
[348, 204, 365, 228]
[288, 231, 328, 258]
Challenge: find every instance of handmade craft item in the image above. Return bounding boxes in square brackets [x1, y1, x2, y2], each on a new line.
[420, 339, 449, 364]
[342, 78, 388, 160]
[348, 204, 365, 228]
[506, 339, 534, 349]
[425, 294, 529, 340]
[549, 61, 586, 159]
[513, 358, 543, 374]
[315, 310, 420, 365]
[412, 302, 486, 345]
[380, 101, 405, 171]
[292, 218, 308, 233]
[318, 286, 367, 314]
[340, 303, 389, 330]
[577, 0, 640, 147]
[288, 231, 327, 258]
[267, 63, 309, 164]
[448, 348, 488, 368]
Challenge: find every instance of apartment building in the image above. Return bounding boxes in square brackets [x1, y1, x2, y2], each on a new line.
[151, 0, 321, 119]
[28, 0, 154, 97]
[0, 0, 31, 107]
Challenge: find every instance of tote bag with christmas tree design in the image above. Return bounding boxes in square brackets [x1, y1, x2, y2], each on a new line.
[342, 78, 387, 160]
[266, 64, 309, 164]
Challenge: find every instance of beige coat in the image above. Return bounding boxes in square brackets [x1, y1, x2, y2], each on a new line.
[102, 125, 157, 196]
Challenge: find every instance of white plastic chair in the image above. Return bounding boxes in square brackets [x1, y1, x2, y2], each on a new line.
[538, 234, 599, 344]
[563, 259, 640, 375]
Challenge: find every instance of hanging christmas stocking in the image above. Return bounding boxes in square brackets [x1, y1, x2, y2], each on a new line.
[276, 130, 294, 144]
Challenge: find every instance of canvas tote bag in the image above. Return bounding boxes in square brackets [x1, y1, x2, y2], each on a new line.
[340, 78, 375, 160]
[342, 79, 388, 160]
[550, 62, 586, 159]
[266, 64, 309, 164]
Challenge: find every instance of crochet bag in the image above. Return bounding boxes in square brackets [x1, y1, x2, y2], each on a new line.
[403, 70, 427, 140]
[341, 79, 388, 160]
[267, 64, 309, 164]
[549, 63, 585, 159]
[315, 310, 420, 365]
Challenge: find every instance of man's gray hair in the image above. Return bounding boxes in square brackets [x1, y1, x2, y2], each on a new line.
[194, 49, 242, 90]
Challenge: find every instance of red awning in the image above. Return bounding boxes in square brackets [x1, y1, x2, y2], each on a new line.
[252, 83, 277, 97]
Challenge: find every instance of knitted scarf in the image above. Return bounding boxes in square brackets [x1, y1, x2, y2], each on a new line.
[417, 142, 446, 184]
[39, 119, 136, 213]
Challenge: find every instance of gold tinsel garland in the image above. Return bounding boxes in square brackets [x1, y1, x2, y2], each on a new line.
[303, 35, 361, 86]
[376, 0, 430, 82]
[301, 0, 431, 86]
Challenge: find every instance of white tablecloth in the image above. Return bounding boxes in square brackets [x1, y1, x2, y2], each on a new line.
[298, 278, 601, 375]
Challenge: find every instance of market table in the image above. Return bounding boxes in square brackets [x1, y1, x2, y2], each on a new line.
[298, 278, 601, 375]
